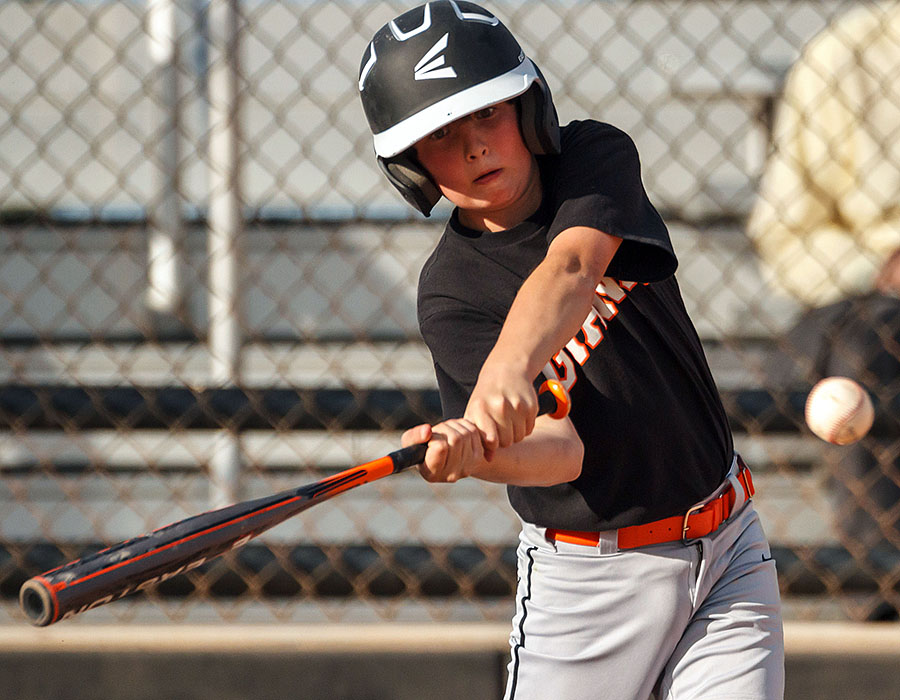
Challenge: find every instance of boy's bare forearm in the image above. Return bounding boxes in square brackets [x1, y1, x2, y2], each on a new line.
[485, 256, 599, 379]
[481, 227, 622, 379]
[470, 416, 584, 485]
[402, 415, 583, 486]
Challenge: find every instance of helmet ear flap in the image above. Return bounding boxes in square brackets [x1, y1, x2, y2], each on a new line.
[519, 76, 561, 155]
[377, 153, 442, 217]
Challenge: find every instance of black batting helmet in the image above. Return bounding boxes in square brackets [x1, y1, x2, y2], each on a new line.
[358, 0, 560, 216]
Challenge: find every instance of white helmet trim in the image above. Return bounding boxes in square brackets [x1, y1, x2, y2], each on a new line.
[372, 58, 540, 158]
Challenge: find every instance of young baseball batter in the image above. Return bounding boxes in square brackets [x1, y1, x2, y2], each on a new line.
[358, 2, 784, 698]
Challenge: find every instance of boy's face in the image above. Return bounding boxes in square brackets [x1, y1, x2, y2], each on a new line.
[413, 101, 541, 231]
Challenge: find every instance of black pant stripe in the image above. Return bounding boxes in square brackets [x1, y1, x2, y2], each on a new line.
[508, 545, 537, 700]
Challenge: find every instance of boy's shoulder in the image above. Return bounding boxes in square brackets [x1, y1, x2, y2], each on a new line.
[415, 228, 501, 326]
[417, 229, 481, 302]
[552, 120, 642, 175]
[559, 119, 635, 150]
[418, 231, 452, 291]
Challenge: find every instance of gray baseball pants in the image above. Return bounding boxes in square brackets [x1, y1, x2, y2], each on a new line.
[503, 462, 784, 700]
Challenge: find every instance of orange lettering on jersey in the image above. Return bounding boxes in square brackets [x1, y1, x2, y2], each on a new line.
[550, 349, 578, 392]
[551, 277, 641, 384]
[581, 308, 605, 349]
[593, 295, 619, 322]
[596, 278, 627, 302]
[565, 336, 589, 365]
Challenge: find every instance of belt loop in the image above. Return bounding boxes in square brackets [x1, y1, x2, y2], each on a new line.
[727, 473, 745, 511]
[742, 466, 755, 499]
[598, 532, 618, 554]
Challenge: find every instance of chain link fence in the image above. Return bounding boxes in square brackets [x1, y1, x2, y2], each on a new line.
[2, 0, 899, 625]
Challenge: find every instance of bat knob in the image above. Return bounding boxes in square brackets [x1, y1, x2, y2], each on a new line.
[20, 578, 55, 627]
[538, 379, 571, 419]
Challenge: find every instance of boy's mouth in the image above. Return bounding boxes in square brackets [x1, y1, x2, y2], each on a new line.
[474, 168, 502, 184]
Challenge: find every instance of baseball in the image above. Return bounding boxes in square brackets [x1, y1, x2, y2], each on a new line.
[804, 376, 874, 445]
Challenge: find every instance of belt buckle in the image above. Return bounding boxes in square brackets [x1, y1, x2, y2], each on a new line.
[681, 502, 705, 542]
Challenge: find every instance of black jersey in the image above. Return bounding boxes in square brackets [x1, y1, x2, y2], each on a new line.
[417, 120, 733, 531]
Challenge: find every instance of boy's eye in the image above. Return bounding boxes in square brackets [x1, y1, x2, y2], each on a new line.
[429, 126, 450, 141]
[426, 105, 497, 142]
[473, 106, 497, 119]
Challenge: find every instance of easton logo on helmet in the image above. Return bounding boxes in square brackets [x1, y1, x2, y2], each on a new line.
[358, 1, 499, 92]
[414, 33, 456, 81]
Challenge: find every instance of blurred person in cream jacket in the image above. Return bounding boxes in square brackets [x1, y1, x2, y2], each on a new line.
[748, 2, 900, 308]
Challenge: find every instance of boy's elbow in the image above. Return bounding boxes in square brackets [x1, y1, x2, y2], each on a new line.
[554, 437, 584, 484]
[568, 439, 585, 481]
[546, 227, 622, 285]
[546, 248, 601, 290]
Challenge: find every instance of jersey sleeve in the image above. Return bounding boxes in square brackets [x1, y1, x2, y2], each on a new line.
[547, 121, 677, 282]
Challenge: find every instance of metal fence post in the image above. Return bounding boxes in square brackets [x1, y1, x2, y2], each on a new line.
[146, 0, 187, 331]
[206, 0, 243, 507]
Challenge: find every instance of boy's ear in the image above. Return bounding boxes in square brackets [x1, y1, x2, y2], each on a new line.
[377, 153, 442, 217]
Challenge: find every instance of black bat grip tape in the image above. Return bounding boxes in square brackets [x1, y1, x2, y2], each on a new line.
[389, 381, 568, 471]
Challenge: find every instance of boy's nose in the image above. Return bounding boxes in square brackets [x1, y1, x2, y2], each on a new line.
[466, 145, 487, 161]
[461, 125, 488, 160]
[465, 139, 488, 161]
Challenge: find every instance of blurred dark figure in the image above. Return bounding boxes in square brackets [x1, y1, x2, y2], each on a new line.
[771, 249, 900, 621]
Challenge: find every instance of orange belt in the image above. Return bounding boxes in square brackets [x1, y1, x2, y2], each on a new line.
[547, 461, 755, 550]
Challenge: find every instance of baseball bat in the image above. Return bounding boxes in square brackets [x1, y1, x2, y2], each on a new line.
[20, 380, 570, 626]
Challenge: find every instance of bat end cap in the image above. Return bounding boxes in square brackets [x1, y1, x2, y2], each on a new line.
[20, 579, 56, 627]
